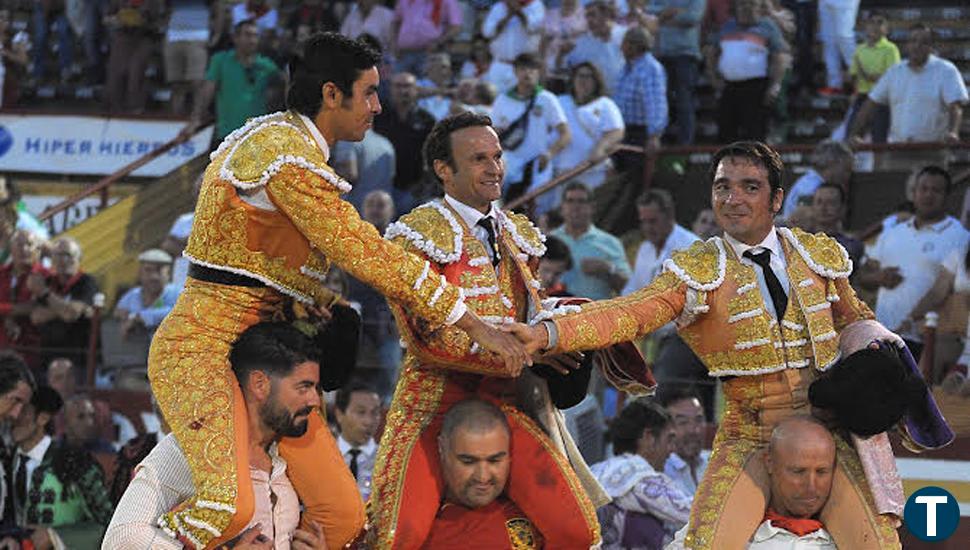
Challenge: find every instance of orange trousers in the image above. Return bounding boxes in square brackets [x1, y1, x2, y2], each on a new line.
[147, 279, 364, 548]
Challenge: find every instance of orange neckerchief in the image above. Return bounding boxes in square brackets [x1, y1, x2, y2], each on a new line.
[763, 509, 825, 537]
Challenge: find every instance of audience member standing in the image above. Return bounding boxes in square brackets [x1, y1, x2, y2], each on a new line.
[230, 0, 279, 36]
[341, 0, 396, 51]
[706, 0, 787, 142]
[334, 382, 381, 501]
[163, 0, 216, 116]
[651, 0, 706, 145]
[564, 0, 627, 93]
[846, 13, 898, 143]
[781, 140, 853, 220]
[393, 0, 462, 74]
[542, 0, 587, 73]
[817, 0, 858, 95]
[105, 0, 164, 113]
[482, 0, 545, 65]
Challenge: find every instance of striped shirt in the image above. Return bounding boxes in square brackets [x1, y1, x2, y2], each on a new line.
[612, 52, 669, 135]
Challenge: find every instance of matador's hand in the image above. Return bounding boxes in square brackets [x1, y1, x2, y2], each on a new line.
[503, 322, 550, 355]
[458, 313, 532, 376]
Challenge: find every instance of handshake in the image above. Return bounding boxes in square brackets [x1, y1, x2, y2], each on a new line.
[456, 314, 581, 378]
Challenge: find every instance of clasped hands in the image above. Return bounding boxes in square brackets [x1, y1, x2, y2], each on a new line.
[461, 316, 582, 378]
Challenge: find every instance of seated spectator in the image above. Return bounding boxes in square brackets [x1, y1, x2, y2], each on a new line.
[846, 13, 898, 144]
[555, 62, 625, 191]
[590, 400, 691, 549]
[0, 230, 50, 371]
[30, 237, 100, 368]
[459, 35, 516, 94]
[449, 77, 492, 116]
[417, 52, 455, 122]
[103, 322, 328, 548]
[374, 72, 437, 214]
[63, 394, 114, 456]
[105, 0, 164, 114]
[541, 0, 586, 73]
[334, 381, 381, 501]
[422, 399, 542, 549]
[781, 141, 854, 220]
[623, 190, 699, 296]
[490, 52, 570, 216]
[187, 19, 281, 143]
[691, 208, 720, 240]
[113, 249, 179, 339]
[393, 0, 462, 74]
[811, 183, 864, 269]
[564, 0, 626, 93]
[538, 235, 574, 297]
[657, 386, 708, 496]
[11, 385, 114, 549]
[163, 0, 218, 116]
[30, 0, 73, 83]
[482, 0, 545, 66]
[340, 0, 395, 52]
[551, 182, 631, 300]
[46, 358, 115, 446]
[705, 0, 787, 143]
[231, 0, 279, 36]
[0, 8, 29, 108]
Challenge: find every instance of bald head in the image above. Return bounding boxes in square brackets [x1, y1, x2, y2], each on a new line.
[765, 416, 836, 519]
[438, 399, 511, 508]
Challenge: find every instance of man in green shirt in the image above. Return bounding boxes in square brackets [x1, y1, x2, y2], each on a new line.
[847, 13, 899, 143]
[186, 18, 281, 142]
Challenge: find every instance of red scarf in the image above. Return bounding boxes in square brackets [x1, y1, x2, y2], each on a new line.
[763, 509, 824, 537]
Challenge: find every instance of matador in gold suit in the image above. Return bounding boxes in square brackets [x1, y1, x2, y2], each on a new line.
[147, 111, 473, 548]
[368, 195, 613, 549]
[538, 226, 908, 549]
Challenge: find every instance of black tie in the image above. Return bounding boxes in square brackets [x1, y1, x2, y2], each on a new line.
[349, 449, 361, 480]
[477, 216, 500, 266]
[744, 249, 788, 321]
[14, 454, 26, 519]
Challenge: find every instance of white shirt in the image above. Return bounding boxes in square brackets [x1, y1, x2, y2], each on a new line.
[564, 26, 628, 93]
[723, 228, 791, 321]
[417, 78, 454, 122]
[459, 60, 517, 94]
[867, 216, 970, 336]
[102, 434, 299, 550]
[15, 435, 52, 519]
[663, 450, 709, 498]
[665, 520, 836, 549]
[624, 224, 700, 296]
[230, 3, 278, 35]
[337, 435, 378, 501]
[554, 95, 625, 189]
[481, 1, 545, 62]
[443, 194, 502, 265]
[868, 55, 969, 142]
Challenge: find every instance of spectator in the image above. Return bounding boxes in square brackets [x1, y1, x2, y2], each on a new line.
[29, 237, 100, 368]
[105, 0, 163, 114]
[187, 19, 281, 143]
[555, 62, 625, 191]
[811, 183, 864, 269]
[541, 0, 586, 73]
[62, 394, 113, 454]
[163, 0, 220, 116]
[691, 208, 720, 239]
[0, 178, 49, 241]
[590, 400, 691, 549]
[46, 358, 114, 447]
[340, 0, 396, 51]
[817, 0, 858, 95]
[422, 399, 541, 548]
[657, 386, 708, 497]
[551, 182, 631, 300]
[781, 141, 853, 220]
[230, 0, 279, 36]
[459, 35, 516, 94]
[623, 190, 699, 295]
[706, 0, 787, 142]
[859, 166, 970, 358]
[780, 0, 815, 97]
[374, 72, 437, 214]
[160, 176, 200, 292]
[332, 130, 396, 211]
[491, 53, 570, 215]
[481, 0, 545, 65]
[850, 24, 968, 170]
[538, 235, 574, 297]
[334, 382, 381, 501]
[30, 0, 73, 83]
[417, 52, 455, 121]
[0, 230, 50, 371]
[846, 13, 898, 144]
[449, 77, 491, 116]
[392, 0, 461, 74]
[0, 352, 34, 528]
[110, 395, 170, 506]
[0, 8, 29, 108]
[564, 0, 626, 93]
[285, 0, 340, 49]
[649, 0, 706, 145]
[346, 192, 402, 397]
[113, 249, 179, 339]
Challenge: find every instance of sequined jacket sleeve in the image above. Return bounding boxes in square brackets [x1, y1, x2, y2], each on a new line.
[551, 271, 687, 354]
[266, 164, 465, 327]
[830, 276, 875, 332]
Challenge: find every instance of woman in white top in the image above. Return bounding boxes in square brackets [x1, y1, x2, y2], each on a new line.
[554, 62, 625, 191]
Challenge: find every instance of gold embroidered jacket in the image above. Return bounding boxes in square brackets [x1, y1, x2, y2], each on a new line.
[183, 111, 463, 326]
[551, 227, 875, 377]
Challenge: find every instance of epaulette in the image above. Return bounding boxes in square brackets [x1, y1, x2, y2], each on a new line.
[779, 227, 852, 279]
[384, 201, 464, 264]
[497, 210, 547, 257]
[662, 238, 727, 291]
[216, 111, 351, 193]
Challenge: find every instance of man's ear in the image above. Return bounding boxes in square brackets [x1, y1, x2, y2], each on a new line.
[763, 449, 774, 474]
[772, 188, 784, 214]
[321, 82, 343, 110]
[247, 370, 272, 400]
[433, 159, 452, 185]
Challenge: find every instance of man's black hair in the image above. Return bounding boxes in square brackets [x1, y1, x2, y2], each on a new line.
[32, 385, 64, 434]
[915, 165, 953, 194]
[814, 182, 846, 205]
[287, 32, 382, 118]
[610, 400, 671, 455]
[334, 380, 380, 413]
[655, 384, 703, 409]
[709, 141, 785, 194]
[543, 235, 573, 271]
[423, 111, 494, 186]
[233, 17, 258, 35]
[229, 322, 320, 386]
[0, 351, 36, 396]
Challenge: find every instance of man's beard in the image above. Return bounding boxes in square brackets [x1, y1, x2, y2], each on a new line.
[260, 399, 313, 438]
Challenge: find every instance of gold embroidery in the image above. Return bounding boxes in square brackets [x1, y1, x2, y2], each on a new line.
[668, 240, 723, 288]
[506, 518, 541, 549]
[788, 227, 852, 275]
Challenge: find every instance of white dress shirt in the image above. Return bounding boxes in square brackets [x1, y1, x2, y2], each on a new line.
[623, 224, 700, 296]
[663, 450, 709, 498]
[723, 228, 791, 321]
[102, 434, 300, 550]
[337, 435, 378, 501]
[665, 520, 836, 549]
[443, 194, 502, 265]
[481, 0, 545, 62]
[18, 435, 52, 497]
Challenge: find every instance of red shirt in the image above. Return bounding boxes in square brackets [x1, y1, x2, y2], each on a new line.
[0, 262, 51, 368]
[421, 498, 543, 549]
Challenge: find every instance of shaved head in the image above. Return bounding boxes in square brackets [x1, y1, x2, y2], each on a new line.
[765, 416, 836, 519]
